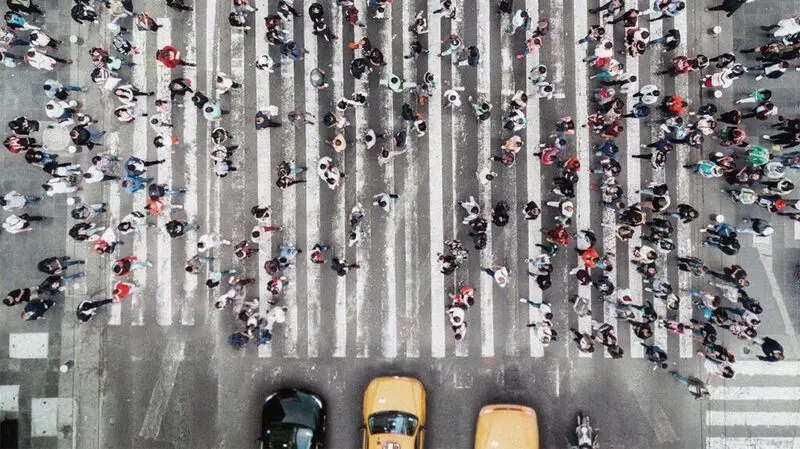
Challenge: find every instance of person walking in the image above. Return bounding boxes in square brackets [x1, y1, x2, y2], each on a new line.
[39, 273, 86, 296]
[197, 232, 232, 252]
[3, 213, 45, 233]
[482, 264, 510, 287]
[21, 299, 56, 320]
[1, 191, 40, 211]
[37, 256, 85, 275]
[372, 192, 399, 212]
[112, 256, 152, 277]
[76, 298, 115, 322]
[706, 0, 753, 17]
[752, 336, 785, 361]
[3, 287, 40, 306]
[156, 45, 196, 68]
[669, 371, 711, 399]
[165, 219, 199, 238]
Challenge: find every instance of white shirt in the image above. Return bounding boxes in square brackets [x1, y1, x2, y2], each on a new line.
[215, 72, 234, 95]
[83, 166, 107, 183]
[3, 215, 28, 233]
[447, 305, 466, 327]
[637, 84, 659, 105]
[45, 177, 78, 195]
[45, 99, 70, 119]
[493, 267, 510, 287]
[3, 191, 26, 210]
[265, 306, 286, 331]
[198, 233, 223, 251]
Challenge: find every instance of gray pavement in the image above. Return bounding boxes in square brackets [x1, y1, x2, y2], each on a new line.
[0, 0, 799, 448]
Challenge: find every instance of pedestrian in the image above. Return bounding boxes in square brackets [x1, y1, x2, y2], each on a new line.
[482, 264, 510, 287]
[753, 336, 785, 362]
[38, 256, 85, 275]
[570, 328, 595, 353]
[76, 298, 115, 322]
[112, 280, 139, 302]
[39, 273, 86, 296]
[706, 0, 753, 17]
[251, 225, 282, 242]
[669, 371, 710, 399]
[165, 219, 199, 238]
[372, 192, 399, 212]
[185, 254, 213, 274]
[3, 287, 40, 306]
[2, 213, 45, 233]
[166, 0, 194, 12]
[198, 232, 232, 252]
[21, 299, 56, 320]
[112, 256, 151, 277]
[1, 191, 40, 211]
[748, 61, 789, 81]
[156, 45, 196, 68]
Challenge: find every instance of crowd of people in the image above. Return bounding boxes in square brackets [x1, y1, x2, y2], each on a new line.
[439, 0, 791, 398]
[0, 0, 793, 388]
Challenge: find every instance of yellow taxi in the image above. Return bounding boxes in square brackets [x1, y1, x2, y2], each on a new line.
[474, 404, 539, 449]
[361, 376, 427, 449]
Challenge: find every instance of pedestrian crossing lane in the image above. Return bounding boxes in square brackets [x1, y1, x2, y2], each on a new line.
[705, 361, 800, 448]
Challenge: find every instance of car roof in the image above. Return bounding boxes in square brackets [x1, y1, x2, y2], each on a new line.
[263, 388, 324, 431]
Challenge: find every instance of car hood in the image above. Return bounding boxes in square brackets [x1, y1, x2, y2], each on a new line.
[363, 379, 424, 419]
[475, 407, 538, 449]
[367, 434, 416, 449]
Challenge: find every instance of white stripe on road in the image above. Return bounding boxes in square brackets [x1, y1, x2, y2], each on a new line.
[721, 361, 800, 376]
[706, 411, 800, 427]
[755, 244, 797, 336]
[156, 18, 173, 326]
[403, 0, 421, 359]
[106, 131, 122, 326]
[353, 1, 370, 360]
[128, 26, 148, 327]
[138, 338, 185, 439]
[331, 4, 348, 358]
[627, 18, 651, 359]
[376, 0, 397, 359]
[256, 0, 273, 358]
[525, 0, 543, 358]
[304, 2, 321, 359]
[673, 5, 693, 358]
[280, 20, 299, 359]
[428, 0, 447, 358]
[449, 6, 468, 359]
[500, 5, 520, 358]
[708, 386, 800, 401]
[706, 437, 800, 449]
[181, 10, 200, 326]
[476, 0, 494, 358]
[573, 0, 591, 357]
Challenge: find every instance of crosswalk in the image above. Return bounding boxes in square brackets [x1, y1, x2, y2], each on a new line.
[705, 361, 800, 449]
[78, 0, 769, 366]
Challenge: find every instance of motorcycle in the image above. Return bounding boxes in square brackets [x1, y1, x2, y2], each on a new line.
[570, 412, 598, 449]
[318, 156, 342, 190]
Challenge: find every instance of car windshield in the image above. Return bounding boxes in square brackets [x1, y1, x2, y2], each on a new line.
[262, 423, 314, 449]
[368, 411, 418, 436]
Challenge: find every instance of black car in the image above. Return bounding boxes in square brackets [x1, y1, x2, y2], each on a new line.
[260, 388, 326, 449]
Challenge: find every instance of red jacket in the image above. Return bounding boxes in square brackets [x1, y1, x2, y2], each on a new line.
[113, 281, 133, 301]
[156, 45, 180, 68]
